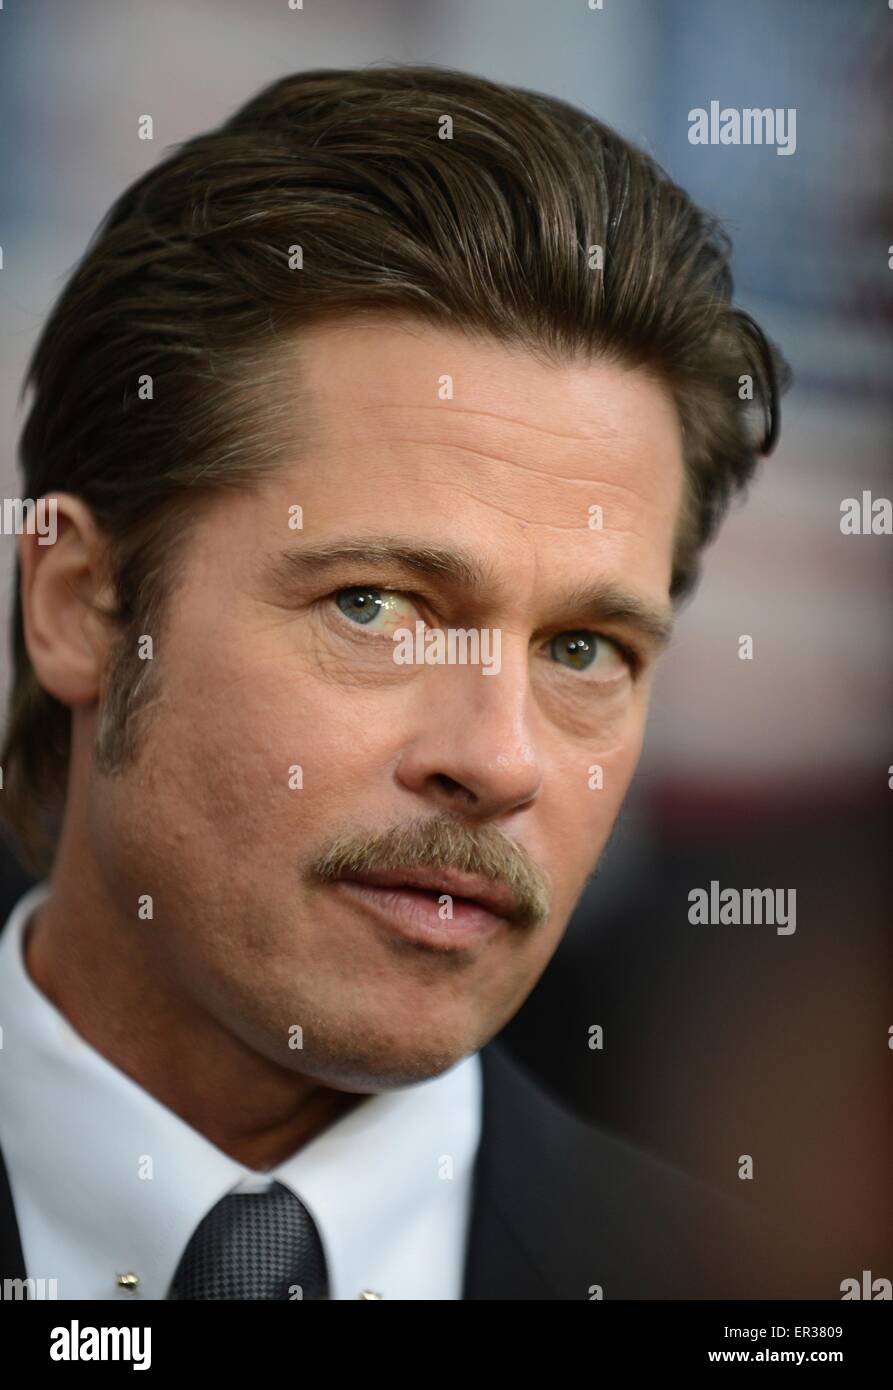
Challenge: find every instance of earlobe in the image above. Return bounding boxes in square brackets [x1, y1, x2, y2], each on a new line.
[19, 493, 112, 709]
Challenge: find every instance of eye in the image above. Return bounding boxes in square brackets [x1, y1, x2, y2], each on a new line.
[549, 630, 630, 678]
[333, 586, 421, 635]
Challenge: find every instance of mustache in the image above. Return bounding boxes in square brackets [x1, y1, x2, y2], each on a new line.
[310, 814, 552, 930]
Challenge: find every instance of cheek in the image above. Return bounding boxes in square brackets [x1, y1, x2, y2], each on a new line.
[557, 697, 647, 809]
[154, 633, 396, 863]
[542, 723, 645, 905]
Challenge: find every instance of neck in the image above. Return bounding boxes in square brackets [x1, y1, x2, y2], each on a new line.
[23, 826, 365, 1169]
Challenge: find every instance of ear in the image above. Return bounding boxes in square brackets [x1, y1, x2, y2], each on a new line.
[18, 493, 116, 708]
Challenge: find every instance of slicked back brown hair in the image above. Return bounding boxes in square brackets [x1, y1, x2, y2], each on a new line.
[3, 63, 789, 873]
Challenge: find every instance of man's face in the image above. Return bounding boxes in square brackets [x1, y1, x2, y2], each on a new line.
[89, 317, 684, 1090]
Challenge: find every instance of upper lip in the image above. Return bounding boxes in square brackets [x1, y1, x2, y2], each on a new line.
[338, 866, 520, 921]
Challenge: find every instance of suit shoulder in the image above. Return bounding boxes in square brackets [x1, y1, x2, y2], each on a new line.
[475, 1041, 782, 1299]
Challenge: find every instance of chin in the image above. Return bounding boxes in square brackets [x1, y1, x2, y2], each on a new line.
[289, 1027, 479, 1093]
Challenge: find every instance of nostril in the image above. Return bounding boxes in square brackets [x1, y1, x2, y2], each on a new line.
[433, 773, 477, 803]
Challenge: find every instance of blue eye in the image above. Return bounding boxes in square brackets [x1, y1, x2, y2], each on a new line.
[333, 586, 422, 635]
[336, 588, 384, 625]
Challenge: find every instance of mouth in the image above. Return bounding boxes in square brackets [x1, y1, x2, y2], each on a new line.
[339, 865, 519, 918]
[332, 866, 520, 952]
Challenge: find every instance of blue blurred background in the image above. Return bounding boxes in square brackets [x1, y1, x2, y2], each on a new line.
[0, 0, 890, 1295]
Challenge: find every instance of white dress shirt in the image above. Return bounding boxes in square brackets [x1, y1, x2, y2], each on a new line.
[0, 883, 482, 1300]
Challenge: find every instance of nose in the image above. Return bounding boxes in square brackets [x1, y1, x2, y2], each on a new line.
[394, 648, 543, 820]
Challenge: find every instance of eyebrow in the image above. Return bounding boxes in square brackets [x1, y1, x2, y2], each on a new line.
[271, 538, 676, 651]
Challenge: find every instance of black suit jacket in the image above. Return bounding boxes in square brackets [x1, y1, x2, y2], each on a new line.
[463, 1040, 782, 1298]
[0, 1031, 781, 1299]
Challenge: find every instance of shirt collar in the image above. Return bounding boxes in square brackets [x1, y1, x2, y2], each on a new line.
[0, 883, 481, 1299]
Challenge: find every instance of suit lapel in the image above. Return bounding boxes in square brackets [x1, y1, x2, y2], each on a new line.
[462, 1041, 564, 1299]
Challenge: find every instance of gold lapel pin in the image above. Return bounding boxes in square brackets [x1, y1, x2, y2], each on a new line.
[358, 1289, 383, 1299]
[116, 1272, 140, 1292]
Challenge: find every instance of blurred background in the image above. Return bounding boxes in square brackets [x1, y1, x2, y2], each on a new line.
[0, 0, 890, 1297]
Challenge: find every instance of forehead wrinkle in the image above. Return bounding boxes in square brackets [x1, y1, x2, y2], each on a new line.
[387, 435, 607, 489]
[330, 469, 596, 532]
[352, 401, 619, 446]
[377, 437, 681, 522]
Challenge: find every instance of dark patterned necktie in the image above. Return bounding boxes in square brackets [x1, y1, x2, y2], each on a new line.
[168, 1180, 329, 1300]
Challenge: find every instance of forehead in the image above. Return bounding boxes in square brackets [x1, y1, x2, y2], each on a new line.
[256, 315, 686, 602]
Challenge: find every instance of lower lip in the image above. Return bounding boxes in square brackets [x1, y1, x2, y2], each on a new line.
[333, 880, 510, 951]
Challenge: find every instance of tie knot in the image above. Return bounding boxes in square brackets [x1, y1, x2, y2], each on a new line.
[168, 1180, 329, 1300]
